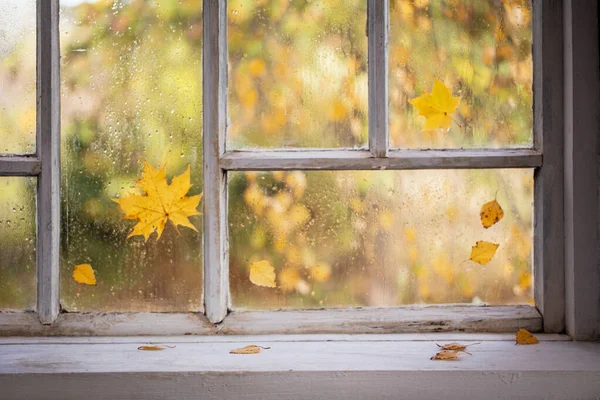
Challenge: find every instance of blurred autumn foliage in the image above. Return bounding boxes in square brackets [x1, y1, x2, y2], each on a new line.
[0, 0, 533, 312]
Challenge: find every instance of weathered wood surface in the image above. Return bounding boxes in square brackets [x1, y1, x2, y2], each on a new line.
[0, 312, 215, 336]
[367, 0, 389, 157]
[219, 305, 542, 335]
[532, 0, 565, 334]
[203, 0, 229, 324]
[1, 336, 599, 399]
[0, 306, 540, 336]
[220, 149, 542, 170]
[36, 0, 61, 325]
[0, 157, 40, 176]
[563, 0, 600, 340]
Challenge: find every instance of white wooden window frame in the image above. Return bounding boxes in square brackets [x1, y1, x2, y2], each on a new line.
[0, 0, 598, 340]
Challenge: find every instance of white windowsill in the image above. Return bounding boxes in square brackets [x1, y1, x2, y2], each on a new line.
[1, 333, 599, 400]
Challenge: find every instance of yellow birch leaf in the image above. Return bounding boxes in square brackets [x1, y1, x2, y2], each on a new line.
[409, 77, 460, 131]
[73, 264, 96, 285]
[112, 162, 202, 242]
[137, 345, 176, 351]
[480, 199, 504, 228]
[430, 350, 461, 361]
[249, 260, 276, 288]
[469, 241, 500, 265]
[230, 345, 269, 354]
[436, 342, 480, 355]
[516, 328, 539, 345]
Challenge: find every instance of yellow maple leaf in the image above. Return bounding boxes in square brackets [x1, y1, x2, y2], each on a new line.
[516, 328, 539, 345]
[230, 345, 269, 354]
[480, 199, 504, 228]
[409, 77, 460, 131]
[112, 162, 202, 242]
[73, 264, 96, 285]
[469, 241, 499, 265]
[249, 260, 276, 288]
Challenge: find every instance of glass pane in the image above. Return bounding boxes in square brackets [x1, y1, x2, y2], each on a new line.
[228, 0, 368, 149]
[230, 169, 533, 309]
[0, 0, 36, 154]
[389, 0, 532, 149]
[0, 178, 36, 310]
[60, 0, 203, 312]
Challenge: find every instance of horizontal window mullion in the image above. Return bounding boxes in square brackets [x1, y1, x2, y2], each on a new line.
[219, 149, 542, 171]
[0, 156, 41, 176]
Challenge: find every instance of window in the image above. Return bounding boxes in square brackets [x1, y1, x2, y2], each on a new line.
[0, 0, 581, 336]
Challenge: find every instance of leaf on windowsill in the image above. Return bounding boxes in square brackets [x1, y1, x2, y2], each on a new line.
[430, 350, 462, 361]
[409, 77, 460, 131]
[230, 345, 271, 354]
[73, 264, 97, 285]
[480, 199, 504, 228]
[516, 328, 539, 345]
[436, 342, 481, 355]
[469, 241, 499, 265]
[137, 345, 176, 351]
[249, 260, 276, 288]
[112, 161, 202, 242]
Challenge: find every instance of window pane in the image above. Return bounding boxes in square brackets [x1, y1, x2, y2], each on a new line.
[230, 169, 533, 309]
[0, 178, 36, 310]
[389, 0, 532, 149]
[60, 0, 203, 312]
[228, 0, 368, 149]
[0, 0, 36, 154]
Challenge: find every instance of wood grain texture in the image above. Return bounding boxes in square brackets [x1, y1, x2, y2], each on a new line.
[203, 0, 229, 323]
[0, 332, 570, 345]
[219, 305, 542, 335]
[36, 0, 61, 325]
[1, 337, 599, 399]
[563, 0, 600, 340]
[0, 157, 41, 176]
[220, 149, 542, 170]
[532, 0, 565, 334]
[0, 312, 215, 336]
[0, 306, 539, 336]
[367, 0, 389, 157]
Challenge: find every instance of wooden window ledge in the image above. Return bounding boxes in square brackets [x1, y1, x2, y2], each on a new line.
[1, 334, 599, 400]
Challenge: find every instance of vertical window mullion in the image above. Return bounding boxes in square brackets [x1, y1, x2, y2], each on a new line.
[36, 0, 61, 324]
[532, 0, 565, 333]
[367, 0, 389, 157]
[203, 0, 229, 323]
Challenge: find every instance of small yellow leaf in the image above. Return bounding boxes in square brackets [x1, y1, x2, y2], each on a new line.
[469, 241, 500, 265]
[409, 77, 460, 131]
[430, 350, 461, 361]
[480, 199, 504, 228]
[137, 345, 176, 351]
[516, 328, 539, 345]
[230, 345, 269, 354]
[73, 264, 96, 285]
[249, 260, 276, 288]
